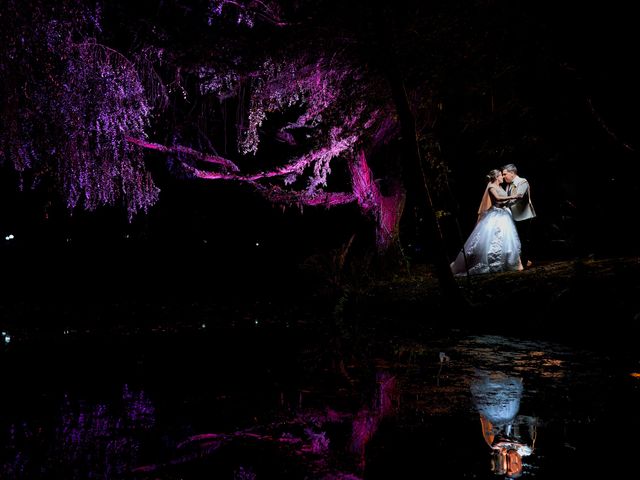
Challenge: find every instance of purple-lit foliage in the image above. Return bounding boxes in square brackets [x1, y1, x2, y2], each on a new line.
[0, 0, 161, 219]
[193, 52, 397, 192]
[208, 0, 289, 28]
[59, 42, 159, 218]
[1, 0, 406, 250]
[182, 39, 402, 248]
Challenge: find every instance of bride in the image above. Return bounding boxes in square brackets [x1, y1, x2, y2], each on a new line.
[451, 169, 523, 275]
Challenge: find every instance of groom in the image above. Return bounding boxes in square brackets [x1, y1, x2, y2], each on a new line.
[502, 164, 536, 268]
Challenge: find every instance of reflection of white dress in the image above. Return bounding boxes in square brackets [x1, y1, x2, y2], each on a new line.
[451, 187, 521, 276]
[470, 371, 534, 457]
[470, 372, 523, 426]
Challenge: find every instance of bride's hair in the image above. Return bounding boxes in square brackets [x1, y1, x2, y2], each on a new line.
[486, 169, 501, 183]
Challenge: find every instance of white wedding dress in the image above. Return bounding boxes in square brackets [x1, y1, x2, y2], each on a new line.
[451, 186, 522, 276]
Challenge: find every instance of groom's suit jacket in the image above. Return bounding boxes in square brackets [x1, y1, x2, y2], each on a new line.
[507, 176, 536, 221]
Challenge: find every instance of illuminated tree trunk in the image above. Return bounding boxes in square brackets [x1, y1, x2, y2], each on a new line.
[349, 149, 405, 256]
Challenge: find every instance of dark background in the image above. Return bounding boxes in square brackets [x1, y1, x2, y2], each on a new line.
[1, 0, 639, 281]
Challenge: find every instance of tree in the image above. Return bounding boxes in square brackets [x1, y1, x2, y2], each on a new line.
[1, 0, 411, 253]
[0, 0, 162, 220]
[9, 0, 627, 291]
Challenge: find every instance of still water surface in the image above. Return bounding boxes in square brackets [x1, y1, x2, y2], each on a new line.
[1, 328, 637, 479]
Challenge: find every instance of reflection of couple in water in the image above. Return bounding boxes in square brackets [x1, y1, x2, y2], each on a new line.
[471, 371, 537, 478]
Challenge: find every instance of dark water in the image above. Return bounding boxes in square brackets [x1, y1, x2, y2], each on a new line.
[1, 323, 637, 479]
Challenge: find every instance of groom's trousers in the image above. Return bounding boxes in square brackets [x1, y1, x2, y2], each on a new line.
[515, 218, 534, 267]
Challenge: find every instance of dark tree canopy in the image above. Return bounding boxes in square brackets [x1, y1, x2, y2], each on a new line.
[2, 0, 638, 260]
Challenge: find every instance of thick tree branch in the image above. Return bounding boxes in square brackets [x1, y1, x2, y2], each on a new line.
[127, 136, 355, 207]
[126, 136, 240, 172]
[139, 136, 356, 184]
[254, 184, 356, 207]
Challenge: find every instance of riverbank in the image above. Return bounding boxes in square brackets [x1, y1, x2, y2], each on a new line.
[2, 246, 638, 348]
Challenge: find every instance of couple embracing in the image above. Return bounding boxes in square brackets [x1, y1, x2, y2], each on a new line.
[451, 164, 536, 276]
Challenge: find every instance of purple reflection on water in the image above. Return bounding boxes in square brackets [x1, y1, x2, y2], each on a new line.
[1, 371, 398, 479]
[351, 371, 398, 469]
[130, 370, 397, 479]
[1, 385, 155, 479]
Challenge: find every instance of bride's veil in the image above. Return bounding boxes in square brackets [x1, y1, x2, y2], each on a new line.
[477, 184, 492, 222]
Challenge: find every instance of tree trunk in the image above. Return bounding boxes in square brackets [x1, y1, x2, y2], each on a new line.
[370, 6, 465, 304]
[386, 75, 463, 301]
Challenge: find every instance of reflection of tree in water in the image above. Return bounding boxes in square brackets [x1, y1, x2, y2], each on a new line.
[351, 371, 397, 470]
[1, 385, 155, 479]
[133, 371, 397, 480]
